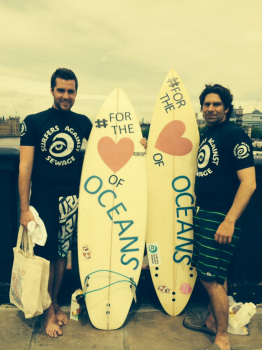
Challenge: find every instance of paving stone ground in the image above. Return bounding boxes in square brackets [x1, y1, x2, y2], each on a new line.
[0, 303, 261, 350]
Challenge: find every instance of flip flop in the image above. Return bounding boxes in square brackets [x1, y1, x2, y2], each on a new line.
[183, 317, 216, 335]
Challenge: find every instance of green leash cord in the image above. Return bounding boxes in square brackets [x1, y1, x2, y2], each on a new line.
[80, 270, 137, 298]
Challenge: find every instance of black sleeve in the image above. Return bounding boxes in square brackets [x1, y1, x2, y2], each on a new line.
[20, 115, 36, 146]
[84, 118, 92, 141]
[225, 127, 254, 171]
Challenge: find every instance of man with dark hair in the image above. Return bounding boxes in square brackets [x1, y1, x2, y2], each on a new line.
[183, 84, 256, 350]
[19, 68, 92, 337]
[51, 68, 78, 93]
[19, 68, 147, 338]
[199, 84, 234, 120]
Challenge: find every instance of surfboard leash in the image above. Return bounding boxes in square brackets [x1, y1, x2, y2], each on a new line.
[76, 270, 137, 304]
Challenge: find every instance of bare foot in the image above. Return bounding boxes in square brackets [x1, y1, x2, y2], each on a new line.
[214, 338, 231, 350]
[44, 304, 63, 338]
[54, 302, 68, 327]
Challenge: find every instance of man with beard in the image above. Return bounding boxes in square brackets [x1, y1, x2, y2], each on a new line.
[183, 84, 256, 350]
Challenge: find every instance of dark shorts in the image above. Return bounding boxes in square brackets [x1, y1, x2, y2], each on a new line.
[191, 208, 241, 285]
[30, 193, 78, 262]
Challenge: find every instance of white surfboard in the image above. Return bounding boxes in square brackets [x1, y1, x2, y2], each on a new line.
[146, 69, 199, 316]
[78, 88, 147, 330]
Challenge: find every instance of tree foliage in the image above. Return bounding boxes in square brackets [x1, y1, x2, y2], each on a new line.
[251, 127, 262, 139]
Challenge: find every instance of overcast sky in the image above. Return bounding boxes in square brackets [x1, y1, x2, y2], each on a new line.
[0, 0, 261, 122]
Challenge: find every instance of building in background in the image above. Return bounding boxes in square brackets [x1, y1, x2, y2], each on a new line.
[197, 106, 262, 138]
[0, 117, 20, 136]
[140, 121, 151, 130]
[231, 108, 262, 130]
[140, 121, 151, 139]
[235, 106, 243, 127]
[243, 109, 262, 129]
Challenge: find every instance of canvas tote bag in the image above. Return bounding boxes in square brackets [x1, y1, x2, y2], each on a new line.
[33, 254, 51, 311]
[10, 225, 51, 318]
[22, 229, 52, 311]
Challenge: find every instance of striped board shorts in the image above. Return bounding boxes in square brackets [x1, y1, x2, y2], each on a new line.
[191, 207, 241, 285]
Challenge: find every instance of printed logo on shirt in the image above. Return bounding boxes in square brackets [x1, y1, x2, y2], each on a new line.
[197, 144, 211, 169]
[20, 121, 27, 137]
[41, 125, 82, 166]
[233, 142, 250, 159]
[196, 137, 219, 177]
[49, 133, 74, 158]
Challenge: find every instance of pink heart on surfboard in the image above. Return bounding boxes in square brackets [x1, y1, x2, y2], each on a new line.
[98, 137, 134, 173]
[155, 120, 193, 156]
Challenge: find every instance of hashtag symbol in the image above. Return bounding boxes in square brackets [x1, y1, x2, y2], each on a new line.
[167, 77, 180, 88]
[95, 119, 108, 128]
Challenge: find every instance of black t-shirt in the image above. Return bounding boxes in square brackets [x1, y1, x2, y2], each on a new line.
[20, 107, 92, 196]
[195, 121, 254, 211]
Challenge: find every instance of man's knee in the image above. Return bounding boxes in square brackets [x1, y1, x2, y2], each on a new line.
[200, 279, 227, 296]
[200, 279, 217, 290]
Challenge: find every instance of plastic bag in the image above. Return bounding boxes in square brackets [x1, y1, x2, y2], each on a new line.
[227, 296, 256, 335]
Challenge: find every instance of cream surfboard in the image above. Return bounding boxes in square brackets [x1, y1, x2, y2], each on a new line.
[78, 88, 147, 330]
[146, 69, 199, 316]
